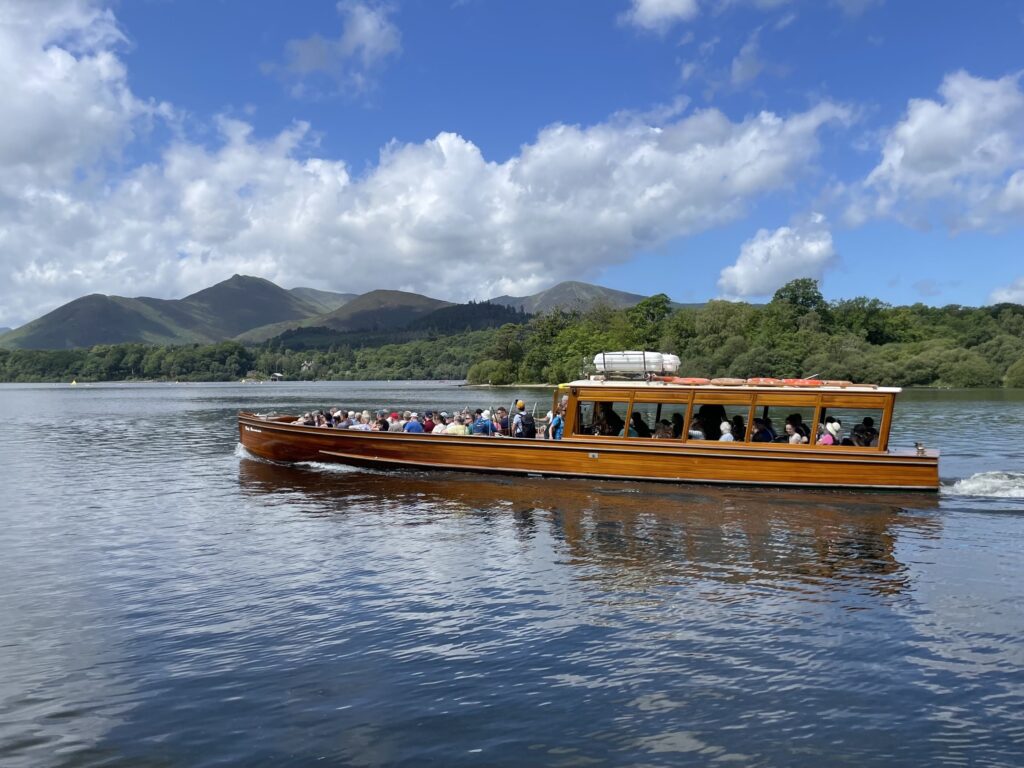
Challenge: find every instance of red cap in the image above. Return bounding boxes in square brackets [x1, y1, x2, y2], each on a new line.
[390, 412, 399, 419]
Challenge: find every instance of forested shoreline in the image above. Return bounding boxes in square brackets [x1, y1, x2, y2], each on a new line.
[3, 280, 1024, 388]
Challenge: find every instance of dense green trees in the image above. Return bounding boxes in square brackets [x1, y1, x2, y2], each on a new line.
[3, 280, 1024, 387]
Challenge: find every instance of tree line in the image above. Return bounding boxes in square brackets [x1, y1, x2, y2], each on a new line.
[2, 280, 1024, 387]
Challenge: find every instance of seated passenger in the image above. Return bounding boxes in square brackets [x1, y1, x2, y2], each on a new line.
[653, 419, 673, 439]
[861, 417, 879, 446]
[850, 424, 871, 446]
[630, 411, 652, 438]
[819, 418, 841, 445]
[446, 414, 469, 436]
[387, 412, 403, 432]
[731, 415, 745, 441]
[784, 421, 808, 444]
[374, 411, 390, 431]
[472, 409, 496, 436]
[432, 412, 449, 434]
[403, 413, 425, 433]
[786, 413, 809, 441]
[719, 421, 734, 442]
[750, 418, 772, 442]
[671, 413, 684, 439]
[351, 413, 372, 431]
[595, 402, 624, 436]
[688, 416, 705, 440]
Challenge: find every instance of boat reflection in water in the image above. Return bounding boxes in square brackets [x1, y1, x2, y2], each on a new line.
[237, 456, 942, 598]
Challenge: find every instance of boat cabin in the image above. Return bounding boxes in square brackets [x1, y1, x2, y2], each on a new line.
[557, 379, 897, 452]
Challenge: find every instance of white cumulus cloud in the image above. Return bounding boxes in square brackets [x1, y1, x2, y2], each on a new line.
[856, 70, 1024, 229]
[990, 278, 1024, 305]
[621, 0, 700, 32]
[274, 1, 401, 96]
[717, 213, 837, 299]
[0, 0, 853, 328]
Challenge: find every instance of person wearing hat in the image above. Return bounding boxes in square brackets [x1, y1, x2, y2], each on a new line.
[388, 411, 404, 432]
[403, 412, 424, 433]
[819, 418, 842, 445]
[472, 409, 495, 436]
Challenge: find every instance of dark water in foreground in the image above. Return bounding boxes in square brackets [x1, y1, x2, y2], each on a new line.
[1, 382, 1023, 767]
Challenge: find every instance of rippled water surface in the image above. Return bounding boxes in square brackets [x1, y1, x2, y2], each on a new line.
[1, 382, 1023, 767]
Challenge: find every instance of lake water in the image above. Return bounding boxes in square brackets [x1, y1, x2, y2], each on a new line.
[1, 382, 1022, 767]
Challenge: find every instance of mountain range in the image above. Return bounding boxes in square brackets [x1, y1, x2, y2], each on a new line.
[0, 275, 665, 350]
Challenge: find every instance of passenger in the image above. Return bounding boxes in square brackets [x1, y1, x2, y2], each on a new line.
[688, 416, 705, 440]
[719, 421, 734, 442]
[750, 418, 773, 442]
[512, 401, 537, 438]
[861, 417, 879, 446]
[598, 402, 625, 436]
[731, 415, 746, 441]
[431, 412, 449, 434]
[351, 413, 372, 431]
[653, 419, 673, 439]
[403, 412, 425, 433]
[293, 412, 311, 425]
[472, 409, 496, 436]
[819, 419, 842, 445]
[496, 407, 510, 435]
[388, 412, 404, 432]
[422, 411, 435, 433]
[671, 412, 684, 439]
[618, 420, 639, 437]
[374, 411, 390, 431]
[851, 424, 871, 447]
[548, 407, 565, 440]
[446, 414, 469, 436]
[763, 416, 777, 441]
[630, 411, 652, 438]
[784, 421, 808, 445]
[697, 404, 725, 440]
[786, 413, 809, 441]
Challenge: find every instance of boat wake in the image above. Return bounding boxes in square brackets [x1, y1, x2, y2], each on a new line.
[295, 461, 365, 475]
[235, 442, 265, 461]
[944, 471, 1024, 499]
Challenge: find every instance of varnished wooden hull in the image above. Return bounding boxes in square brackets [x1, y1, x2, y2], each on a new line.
[238, 413, 940, 491]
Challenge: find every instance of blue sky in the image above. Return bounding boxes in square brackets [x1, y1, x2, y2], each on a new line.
[1, 0, 1023, 327]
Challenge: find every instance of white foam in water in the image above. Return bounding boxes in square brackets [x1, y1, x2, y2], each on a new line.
[946, 471, 1024, 498]
[296, 461, 364, 474]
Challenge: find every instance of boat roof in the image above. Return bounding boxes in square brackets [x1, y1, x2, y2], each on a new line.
[564, 379, 901, 394]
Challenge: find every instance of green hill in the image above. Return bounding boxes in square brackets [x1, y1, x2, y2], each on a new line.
[1, 275, 325, 350]
[289, 287, 357, 314]
[489, 280, 653, 314]
[312, 289, 453, 332]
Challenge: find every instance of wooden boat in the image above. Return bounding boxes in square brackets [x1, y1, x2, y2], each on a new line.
[238, 368, 940, 492]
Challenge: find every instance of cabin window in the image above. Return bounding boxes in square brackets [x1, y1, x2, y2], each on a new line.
[754, 404, 817, 445]
[628, 401, 689, 439]
[689, 401, 753, 441]
[574, 400, 631, 437]
[817, 407, 883, 448]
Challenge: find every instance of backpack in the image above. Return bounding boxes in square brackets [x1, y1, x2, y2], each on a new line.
[520, 412, 536, 438]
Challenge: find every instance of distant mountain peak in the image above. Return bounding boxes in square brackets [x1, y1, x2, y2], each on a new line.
[488, 280, 650, 314]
